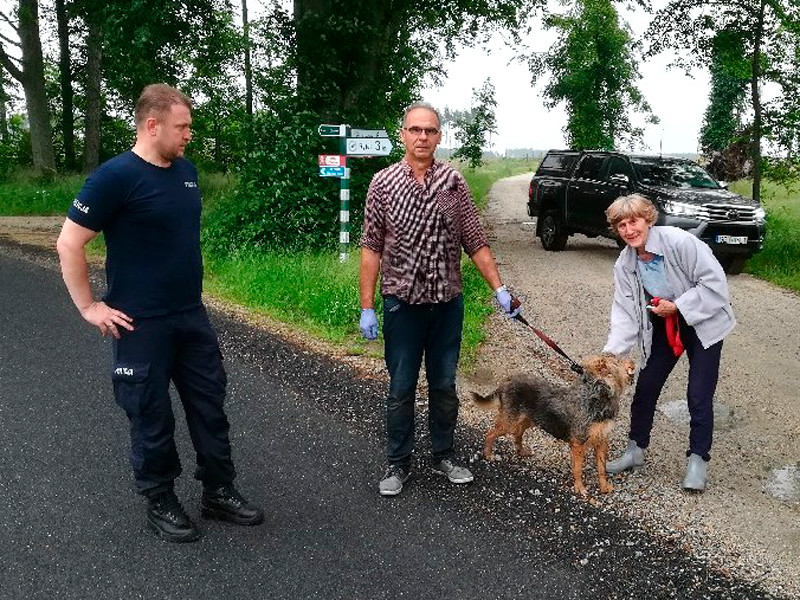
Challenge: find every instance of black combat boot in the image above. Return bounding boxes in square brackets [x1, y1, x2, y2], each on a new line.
[201, 484, 264, 525]
[146, 490, 201, 542]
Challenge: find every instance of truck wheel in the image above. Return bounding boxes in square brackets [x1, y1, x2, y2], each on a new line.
[540, 212, 568, 251]
[719, 256, 746, 275]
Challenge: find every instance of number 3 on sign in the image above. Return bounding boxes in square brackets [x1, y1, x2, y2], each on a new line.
[345, 137, 393, 156]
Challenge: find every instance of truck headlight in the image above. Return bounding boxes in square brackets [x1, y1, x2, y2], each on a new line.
[663, 200, 702, 218]
[754, 207, 766, 222]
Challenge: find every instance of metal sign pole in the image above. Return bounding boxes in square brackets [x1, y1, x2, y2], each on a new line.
[318, 123, 391, 263]
[339, 125, 350, 263]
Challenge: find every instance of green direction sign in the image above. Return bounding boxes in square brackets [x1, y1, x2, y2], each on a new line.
[318, 124, 345, 137]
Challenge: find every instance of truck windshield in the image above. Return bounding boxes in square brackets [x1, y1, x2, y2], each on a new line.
[630, 159, 720, 189]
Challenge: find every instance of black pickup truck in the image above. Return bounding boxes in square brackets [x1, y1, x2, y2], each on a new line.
[527, 150, 767, 274]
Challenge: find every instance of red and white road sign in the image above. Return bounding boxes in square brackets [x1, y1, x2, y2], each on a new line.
[318, 154, 347, 167]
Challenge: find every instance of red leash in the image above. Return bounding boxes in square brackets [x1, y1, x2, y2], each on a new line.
[509, 297, 584, 375]
[651, 297, 684, 357]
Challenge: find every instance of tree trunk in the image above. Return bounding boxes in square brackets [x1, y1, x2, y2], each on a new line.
[56, 0, 75, 171]
[0, 73, 8, 140]
[83, 18, 102, 172]
[749, 0, 765, 203]
[17, 0, 56, 173]
[242, 0, 252, 118]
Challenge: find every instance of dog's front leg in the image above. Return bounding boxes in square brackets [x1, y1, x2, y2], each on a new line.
[569, 440, 588, 496]
[484, 425, 502, 460]
[594, 438, 614, 494]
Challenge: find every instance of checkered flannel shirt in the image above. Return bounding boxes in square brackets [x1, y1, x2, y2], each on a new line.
[360, 159, 489, 304]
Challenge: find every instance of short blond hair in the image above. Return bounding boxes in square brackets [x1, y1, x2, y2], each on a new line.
[606, 193, 659, 228]
[134, 84, 192, 129]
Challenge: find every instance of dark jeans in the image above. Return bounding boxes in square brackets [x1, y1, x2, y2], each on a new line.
[112, 305, 236, 497]
[629, 312, 722, 461]
[383, 294, 464, 467]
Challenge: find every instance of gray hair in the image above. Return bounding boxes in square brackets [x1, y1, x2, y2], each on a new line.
[606, 193, 659, 228]
[402, 102, 441, 127]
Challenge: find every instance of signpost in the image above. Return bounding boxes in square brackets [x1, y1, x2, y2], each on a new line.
[318, 124, 347, 137]
[319, 166, 346, 178]
[318, 154, 346, 167]
[345, 137, 393, 156]
[349, 128, 389, 139]
[318, 124, 394, 262]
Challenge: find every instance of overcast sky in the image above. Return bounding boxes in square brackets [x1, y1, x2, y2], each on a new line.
[422, 2, 709, 155]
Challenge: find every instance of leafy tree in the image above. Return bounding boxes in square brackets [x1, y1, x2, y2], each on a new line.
[529, 0, 657, 151]
[452, 78, 498, 168]
[207, 0, 539, 254]
[0, 0, 57, 173]
[699, 28, 749, 154]
[292, 0, 535, 126]
[646, 0, 800, 200]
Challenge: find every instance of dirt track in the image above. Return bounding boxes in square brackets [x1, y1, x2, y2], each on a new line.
[463, 173, 800, 596]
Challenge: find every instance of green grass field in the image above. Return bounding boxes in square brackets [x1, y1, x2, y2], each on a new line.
[729, 179, 800, 292]
[0, 170, 235, 216]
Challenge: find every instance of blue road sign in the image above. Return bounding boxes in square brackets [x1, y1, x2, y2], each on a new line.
[319, 166, 346, 178]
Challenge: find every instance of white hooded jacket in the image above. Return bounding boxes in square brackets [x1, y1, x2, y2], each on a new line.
[603, 226, 736, 367]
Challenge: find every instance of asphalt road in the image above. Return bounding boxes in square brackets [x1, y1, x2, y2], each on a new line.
[0, 245, 786, 600]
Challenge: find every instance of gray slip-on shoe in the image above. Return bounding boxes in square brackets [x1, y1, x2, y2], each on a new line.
[606, 439, 646, 474]
[683, 453, 708, 492]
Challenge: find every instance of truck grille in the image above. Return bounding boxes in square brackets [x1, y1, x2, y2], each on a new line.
[702, 203, 759, 223]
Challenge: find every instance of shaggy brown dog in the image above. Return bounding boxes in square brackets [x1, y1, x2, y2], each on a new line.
[470, 354, 636, 496]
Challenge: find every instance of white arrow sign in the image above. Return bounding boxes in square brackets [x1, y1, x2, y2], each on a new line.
[349, 128, 388, 139]
[346, 138, 393, 156]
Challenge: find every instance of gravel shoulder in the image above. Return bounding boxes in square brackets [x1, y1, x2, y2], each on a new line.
[3, 182, 799, 596]
[462, 173, 800, 598]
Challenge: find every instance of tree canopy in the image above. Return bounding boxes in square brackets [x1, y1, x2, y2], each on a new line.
[529, 0, 657, 151]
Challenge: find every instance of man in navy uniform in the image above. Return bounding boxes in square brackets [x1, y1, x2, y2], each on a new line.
[57, 84, 263, 542]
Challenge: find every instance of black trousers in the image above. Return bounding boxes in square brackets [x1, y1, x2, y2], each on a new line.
[629, 312, 722, 461]
[111, 305, 236, 496]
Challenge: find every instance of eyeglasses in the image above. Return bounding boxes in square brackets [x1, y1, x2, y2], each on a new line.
[403, 126, 440, 137]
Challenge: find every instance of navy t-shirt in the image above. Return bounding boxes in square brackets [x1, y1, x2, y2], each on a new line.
[67, 151, 203, 318]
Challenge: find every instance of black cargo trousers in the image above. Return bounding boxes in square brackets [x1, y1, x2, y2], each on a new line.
[111, 305, 236, 497]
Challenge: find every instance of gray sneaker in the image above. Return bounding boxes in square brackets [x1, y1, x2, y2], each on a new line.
[379, 465, 410, 496]
[432, 458, 474, 484]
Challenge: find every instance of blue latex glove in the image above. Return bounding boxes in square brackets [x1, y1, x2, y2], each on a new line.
[494, 285, 522, 318]
[359, 308, 379, 340]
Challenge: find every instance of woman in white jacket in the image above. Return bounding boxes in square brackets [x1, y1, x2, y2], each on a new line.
[603, 194, 736, 491]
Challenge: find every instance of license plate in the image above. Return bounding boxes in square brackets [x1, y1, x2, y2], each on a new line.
[716, 235, 748, 245]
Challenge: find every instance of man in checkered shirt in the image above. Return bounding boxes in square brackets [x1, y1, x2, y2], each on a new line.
[359, 102, 522, 497]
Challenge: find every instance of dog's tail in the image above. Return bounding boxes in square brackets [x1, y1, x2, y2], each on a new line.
[469, 389, 499, 410]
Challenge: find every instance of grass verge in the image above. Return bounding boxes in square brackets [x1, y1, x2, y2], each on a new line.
[0, 170, 235, 216]
[728, 179, 800, 293]
[201, 158, 535, 367]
